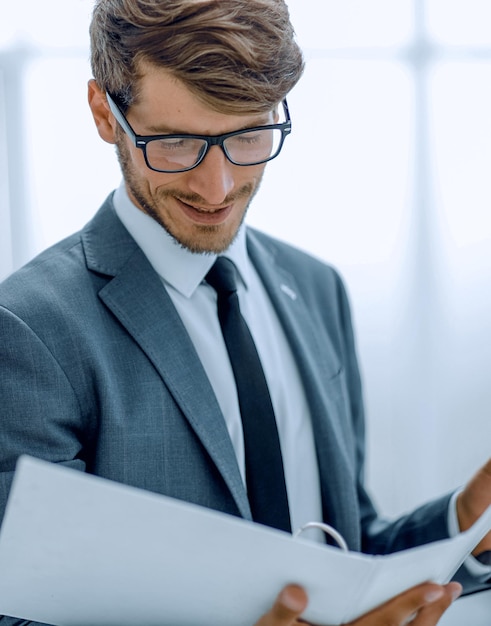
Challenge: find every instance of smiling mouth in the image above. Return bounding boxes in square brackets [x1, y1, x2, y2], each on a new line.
[181, 201, 230, 213]
[177, 198, 231, 215]
[176, 197, 234, 224]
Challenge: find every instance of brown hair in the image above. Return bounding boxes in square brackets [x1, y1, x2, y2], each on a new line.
[90, 0, 304, 114]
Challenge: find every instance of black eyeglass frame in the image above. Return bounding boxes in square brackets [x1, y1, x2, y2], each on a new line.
[106, 91, 292, 173]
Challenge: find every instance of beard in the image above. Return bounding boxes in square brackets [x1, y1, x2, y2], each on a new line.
[115, 134, 263, 254]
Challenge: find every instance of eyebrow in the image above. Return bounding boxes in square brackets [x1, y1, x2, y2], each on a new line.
[144, 113, 274, 136]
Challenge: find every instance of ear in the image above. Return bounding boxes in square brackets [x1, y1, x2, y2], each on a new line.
[87, 79, 118, 144]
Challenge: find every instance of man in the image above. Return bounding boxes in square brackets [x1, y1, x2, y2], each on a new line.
[0, 1, 490, 624]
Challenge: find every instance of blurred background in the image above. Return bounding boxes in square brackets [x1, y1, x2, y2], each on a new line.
[1, 0, 490, 518]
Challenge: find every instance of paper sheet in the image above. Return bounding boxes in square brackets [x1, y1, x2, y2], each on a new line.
[0, 456, 490, 626]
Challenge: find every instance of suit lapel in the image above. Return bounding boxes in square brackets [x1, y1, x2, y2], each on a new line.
[247, 231, 360, 548]
[81, 199, 250, 519]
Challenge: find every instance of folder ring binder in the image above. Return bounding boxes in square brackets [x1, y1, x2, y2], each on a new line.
[293, 521, 349, 551]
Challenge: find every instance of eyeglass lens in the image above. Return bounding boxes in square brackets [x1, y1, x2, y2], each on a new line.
[145, 127, 282, 171]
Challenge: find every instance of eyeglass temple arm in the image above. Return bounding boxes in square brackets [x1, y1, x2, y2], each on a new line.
[105, 92, 137, 143]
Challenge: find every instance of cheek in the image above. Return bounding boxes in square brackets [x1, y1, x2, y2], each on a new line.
[151, 171, 190, 193]
[248, 164, 267, 189]
[231, 163, 265, 191]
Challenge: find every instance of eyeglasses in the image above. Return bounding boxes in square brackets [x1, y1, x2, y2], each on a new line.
[106, 92, 292, 173]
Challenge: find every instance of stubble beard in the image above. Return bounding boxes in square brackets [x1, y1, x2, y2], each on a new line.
[115, 137, 262, 254]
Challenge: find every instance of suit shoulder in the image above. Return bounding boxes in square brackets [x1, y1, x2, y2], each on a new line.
[0, 230, 89, 319]
[247, 227, 344, 286]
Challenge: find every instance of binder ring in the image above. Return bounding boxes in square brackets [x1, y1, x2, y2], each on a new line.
[293, 522, 349, 552]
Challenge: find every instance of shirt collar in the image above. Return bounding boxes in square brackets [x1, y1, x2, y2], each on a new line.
[112, 182, 251, 297]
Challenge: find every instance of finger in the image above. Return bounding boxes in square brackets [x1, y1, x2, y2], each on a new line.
[457, 457, 491, 552]
[408, 582, 462, 626]
[255, 585, 308, 626]
[345, 582, 452, 626]
[458, 457, 491, 525]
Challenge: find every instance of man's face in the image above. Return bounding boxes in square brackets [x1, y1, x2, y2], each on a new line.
[109, 65, 273, 254]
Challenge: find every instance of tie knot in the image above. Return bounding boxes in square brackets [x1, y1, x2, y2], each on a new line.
[206, 257, 238, 295]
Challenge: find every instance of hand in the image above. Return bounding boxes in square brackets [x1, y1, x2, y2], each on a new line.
[456, 457, 491, 555]
[254, 581, 462, 626]
[344, 581, 461, 626]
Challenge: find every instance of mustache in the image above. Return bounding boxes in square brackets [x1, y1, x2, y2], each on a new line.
[158, 183, 255, 207]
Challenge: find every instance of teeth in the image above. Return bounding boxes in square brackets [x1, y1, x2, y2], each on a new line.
[195, 206, 220, 213]
[185, 202, 206, 211]
[180, 199, 225, 213]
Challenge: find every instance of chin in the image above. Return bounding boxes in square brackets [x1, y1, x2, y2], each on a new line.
[174, 224, 240, 255]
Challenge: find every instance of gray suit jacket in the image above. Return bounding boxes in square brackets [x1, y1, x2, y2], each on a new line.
[0, 195, 457, 625]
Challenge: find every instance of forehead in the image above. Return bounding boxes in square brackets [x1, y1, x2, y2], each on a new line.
[131, 63, 275, 135]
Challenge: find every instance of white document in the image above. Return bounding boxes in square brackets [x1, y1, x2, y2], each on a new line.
[0, 456, 491, 626]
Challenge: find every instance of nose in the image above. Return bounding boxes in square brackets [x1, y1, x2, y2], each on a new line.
[186, 145, 235, 205]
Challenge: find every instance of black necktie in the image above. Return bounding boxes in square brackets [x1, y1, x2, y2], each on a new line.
[206, 257, 291, 533]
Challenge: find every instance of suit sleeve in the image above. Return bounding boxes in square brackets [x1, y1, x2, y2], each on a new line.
[0, 305, 87, 519]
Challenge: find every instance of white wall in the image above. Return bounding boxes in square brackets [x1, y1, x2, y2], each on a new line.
[1, 0, 491, 518]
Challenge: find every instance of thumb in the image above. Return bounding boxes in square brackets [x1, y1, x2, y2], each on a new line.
[255, 585, 308, 626]
[458, 457, 491, 531]
[458, 457, 491, 554]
